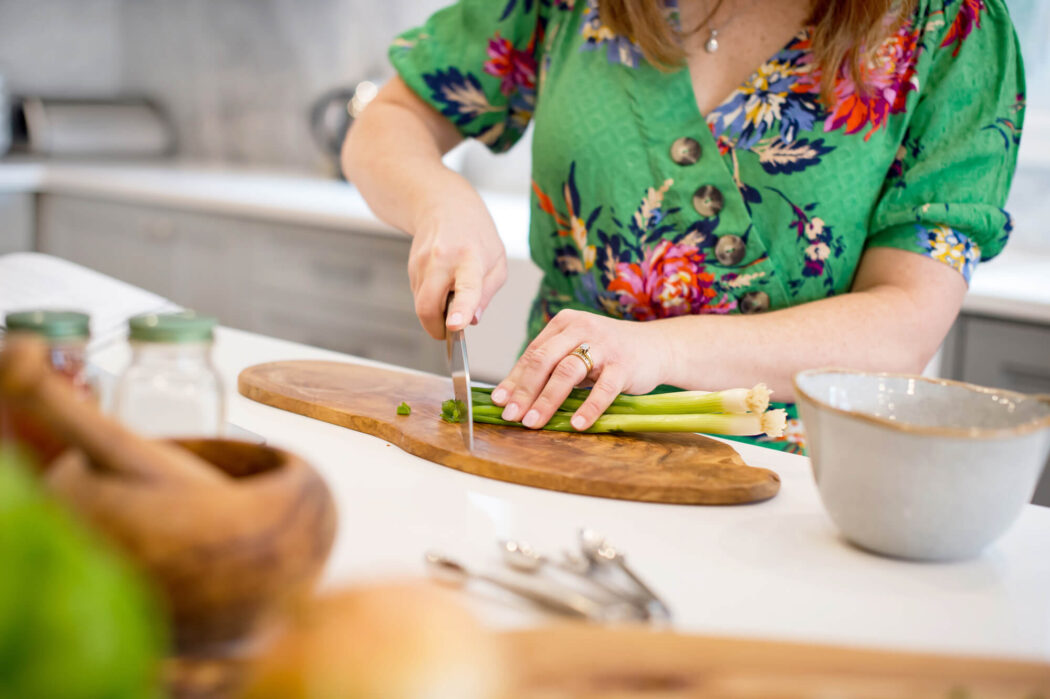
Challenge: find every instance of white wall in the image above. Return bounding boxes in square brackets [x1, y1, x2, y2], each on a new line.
[0, 0, 123, 95]
[0, 0, 450, 172]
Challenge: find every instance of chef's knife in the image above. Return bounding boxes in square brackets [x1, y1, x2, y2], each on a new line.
[446, 294, 474, 451]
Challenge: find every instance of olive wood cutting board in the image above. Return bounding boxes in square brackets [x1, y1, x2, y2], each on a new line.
[237, 360, 780, 504]
[502, 625, 1050, 697]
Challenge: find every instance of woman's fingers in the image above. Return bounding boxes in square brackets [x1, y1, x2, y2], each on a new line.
[499, 328, 595, 422]
[488, 310, 654, 432]
[446, 257, 484, 332]
[414, 253, 489, 339]
[414, 270, 454, 340]
[571, 365, 626, 431]
[520, 352, 592, 429]
[490, 310, 579, 408]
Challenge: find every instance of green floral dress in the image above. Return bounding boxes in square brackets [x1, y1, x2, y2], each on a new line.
[390, 0, 1025, 454]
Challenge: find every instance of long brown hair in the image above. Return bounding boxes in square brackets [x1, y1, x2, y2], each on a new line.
[598, 0, 918, 102]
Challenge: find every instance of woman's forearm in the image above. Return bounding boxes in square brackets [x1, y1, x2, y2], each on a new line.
[657, 248, 967, 400]
[659, 289, 930, 399]
[342, 78, 470, 236]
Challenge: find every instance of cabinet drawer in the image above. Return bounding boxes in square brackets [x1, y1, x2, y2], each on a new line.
[249, 226, 414, 313]
[958, 316, 1050, 394]
[37, 194, 178, 298]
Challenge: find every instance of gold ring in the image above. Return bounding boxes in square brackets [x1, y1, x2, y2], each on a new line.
[569, 343, 594, 374]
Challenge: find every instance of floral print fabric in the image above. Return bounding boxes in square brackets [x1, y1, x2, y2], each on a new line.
[390, 0, 1025, 454]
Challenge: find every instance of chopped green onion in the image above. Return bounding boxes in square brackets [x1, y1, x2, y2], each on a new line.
[396, 401, 411, 416]
[440, 399, 467, 424]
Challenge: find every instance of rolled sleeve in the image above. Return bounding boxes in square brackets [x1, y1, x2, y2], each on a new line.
[866, 0, 1025, 284]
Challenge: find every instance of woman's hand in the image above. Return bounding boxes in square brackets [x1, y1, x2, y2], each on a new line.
[489, 310, 670, 431]
[409, 178, 508, 339]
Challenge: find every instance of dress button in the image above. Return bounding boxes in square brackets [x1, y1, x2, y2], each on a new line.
[670, 137, 702, 166]
[715, 234, 745, 266]
[740, 291, 770, 314]
[692, 185, 724, 217]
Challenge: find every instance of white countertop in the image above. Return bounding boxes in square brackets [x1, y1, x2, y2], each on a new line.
[3, 159, 1048, 324]
[90, 326, 1050, 662]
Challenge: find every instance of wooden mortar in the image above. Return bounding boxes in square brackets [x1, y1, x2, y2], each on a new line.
[0, 336, 338, 698]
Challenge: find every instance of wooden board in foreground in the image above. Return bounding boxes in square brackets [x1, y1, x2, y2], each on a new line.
[503, 625, 1050, 697]
[238, 361, 780, 504]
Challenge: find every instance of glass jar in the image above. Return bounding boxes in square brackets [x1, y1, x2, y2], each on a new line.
[114, 312, 225, 437]
[0, 310, 98, 466]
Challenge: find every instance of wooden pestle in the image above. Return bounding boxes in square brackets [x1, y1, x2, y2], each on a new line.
[0, 334, 229, 486]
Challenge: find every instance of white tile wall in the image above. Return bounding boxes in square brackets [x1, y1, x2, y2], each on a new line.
[0, 0, 123, 96]
[0, 0, 450, 171]
[117, 0, 451, 171]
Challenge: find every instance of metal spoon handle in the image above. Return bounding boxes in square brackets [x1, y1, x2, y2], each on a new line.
[476, 572, 602, 620]
[550, 559, 637, 600]
[614, 559, 672, 619]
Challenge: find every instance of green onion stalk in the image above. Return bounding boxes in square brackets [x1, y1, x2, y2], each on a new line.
[471, 384, 771, 415]
[469, 404, 787, 437]
[455, 383, 786, 439]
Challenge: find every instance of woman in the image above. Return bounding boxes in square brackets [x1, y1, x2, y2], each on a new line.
[344, 0, 1025, 452]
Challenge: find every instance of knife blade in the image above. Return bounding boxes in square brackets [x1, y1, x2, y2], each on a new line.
[446, 295, 474, 451]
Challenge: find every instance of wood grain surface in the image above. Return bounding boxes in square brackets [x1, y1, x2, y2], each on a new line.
[503, 625, 1050, 698]
[238, 360, 780, 505]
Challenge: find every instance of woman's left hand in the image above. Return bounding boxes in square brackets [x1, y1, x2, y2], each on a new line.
[489, 309, 670, 431]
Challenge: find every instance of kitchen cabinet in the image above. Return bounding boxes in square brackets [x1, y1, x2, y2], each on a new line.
[941, 313, 1050, 506]
[948, 316, 1050, 393]
[38, 194, 178, 297]
[0, 192, 33, 254]
[36, 193, 445, 374]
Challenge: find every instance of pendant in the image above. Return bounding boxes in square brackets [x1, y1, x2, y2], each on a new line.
[705, 29, 719, 53]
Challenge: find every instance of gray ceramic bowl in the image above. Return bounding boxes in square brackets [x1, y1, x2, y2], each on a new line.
[794, 369, 1050, 561]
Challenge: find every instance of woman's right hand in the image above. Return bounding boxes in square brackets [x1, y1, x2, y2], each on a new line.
[408, 177, 508, 339]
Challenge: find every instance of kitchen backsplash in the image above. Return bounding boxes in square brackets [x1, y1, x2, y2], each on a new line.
[0, 0, 446, 172]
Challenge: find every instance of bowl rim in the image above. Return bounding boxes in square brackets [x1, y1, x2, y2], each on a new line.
[793, 368, 1050, 440]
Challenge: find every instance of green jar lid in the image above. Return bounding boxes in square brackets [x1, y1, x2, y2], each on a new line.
[129, 311, 217, 343]
[4, 310, 91, 340]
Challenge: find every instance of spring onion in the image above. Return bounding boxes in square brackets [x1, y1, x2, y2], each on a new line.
[468, 403, 786, 437]
[455, 384, 785, 438]
[396, 401, 411, 416]
[471, 384, 771, 415]
[440, 399, 467, 424]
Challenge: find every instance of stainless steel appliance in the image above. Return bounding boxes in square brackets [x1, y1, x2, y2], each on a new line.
[10, 96, 174, 158]
[309, 79, 381, 175]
